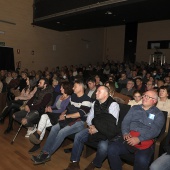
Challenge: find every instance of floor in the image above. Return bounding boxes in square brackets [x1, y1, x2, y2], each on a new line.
[0, 119, 133, 170]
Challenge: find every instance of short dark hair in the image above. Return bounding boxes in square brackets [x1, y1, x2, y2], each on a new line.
[74, 79, 85, 89]
[21, 71, 28, 77]
[158, 85, 170, 97]
[135, 77, 142, 81]
[40, 77, 49, 86]
[127, 79, 135, 84]
[157, 79, 165, 83]
[87, 77, 95, 83]
[61, 82, 73, 95]
[133, 90, 142, 96]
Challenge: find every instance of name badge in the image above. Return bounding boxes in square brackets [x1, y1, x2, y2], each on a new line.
[148, 113, 155, 120]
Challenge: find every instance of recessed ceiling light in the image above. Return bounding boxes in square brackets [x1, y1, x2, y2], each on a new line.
[105, 11, 112, 15]
[56, 22, 60, 24]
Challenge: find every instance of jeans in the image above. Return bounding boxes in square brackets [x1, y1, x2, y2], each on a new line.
[108, 140, 154, 170]
[150, 153, 170, 170]
[42, 121, 85, 155]
[71, 128, 108, 168]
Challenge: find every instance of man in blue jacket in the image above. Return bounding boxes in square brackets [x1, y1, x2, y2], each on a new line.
[107, 90, 165, 170]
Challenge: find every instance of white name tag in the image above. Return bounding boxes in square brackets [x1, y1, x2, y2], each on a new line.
[148, 113, 155, 120]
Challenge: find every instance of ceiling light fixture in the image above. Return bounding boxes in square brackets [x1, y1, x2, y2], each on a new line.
[105, 11, 113, 15]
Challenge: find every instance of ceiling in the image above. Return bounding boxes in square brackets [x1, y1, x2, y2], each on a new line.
[33, 0, 170, 31]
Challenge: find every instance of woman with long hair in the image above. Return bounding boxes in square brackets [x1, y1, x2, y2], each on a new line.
[0, 76, 37, 134]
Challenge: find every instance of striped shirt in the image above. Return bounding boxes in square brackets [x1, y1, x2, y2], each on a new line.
[70, 93, 92, 119]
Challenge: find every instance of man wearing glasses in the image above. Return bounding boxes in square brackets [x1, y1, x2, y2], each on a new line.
[107, 90, 165, 170]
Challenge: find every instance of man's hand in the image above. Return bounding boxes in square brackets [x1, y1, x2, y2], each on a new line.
[15, 96, 19, 100]
[126, 137, 140, 146]
[88, 125, 98, 135]
[59, 114, 65, 120]
[123, 133, 132, 140]
[24, 105, 30, 112]
[45, 106, 52, 113]
[21, 118, 27, 125]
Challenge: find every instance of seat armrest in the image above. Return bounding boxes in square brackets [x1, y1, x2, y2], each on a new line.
[154, 132, 168, 160]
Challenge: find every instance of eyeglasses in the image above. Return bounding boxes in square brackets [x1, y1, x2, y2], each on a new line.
[142, 94, 156, 100]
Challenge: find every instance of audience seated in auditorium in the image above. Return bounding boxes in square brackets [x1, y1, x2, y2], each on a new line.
[3, 59, 170, 168]
[65, 86, 119, 170]
[13, 78, 53, 137]
[0, 76, 37, 134]
[31, 80, 92, 165]
[28, 82, 73, 153]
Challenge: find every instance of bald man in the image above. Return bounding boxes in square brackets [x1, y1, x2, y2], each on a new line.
[65, 86, 120, 170]
[107, 90, 165, 170]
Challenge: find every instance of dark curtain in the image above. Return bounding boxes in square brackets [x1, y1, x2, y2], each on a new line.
[0, 47, 15, 70]
[124, 22, 138, 64]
